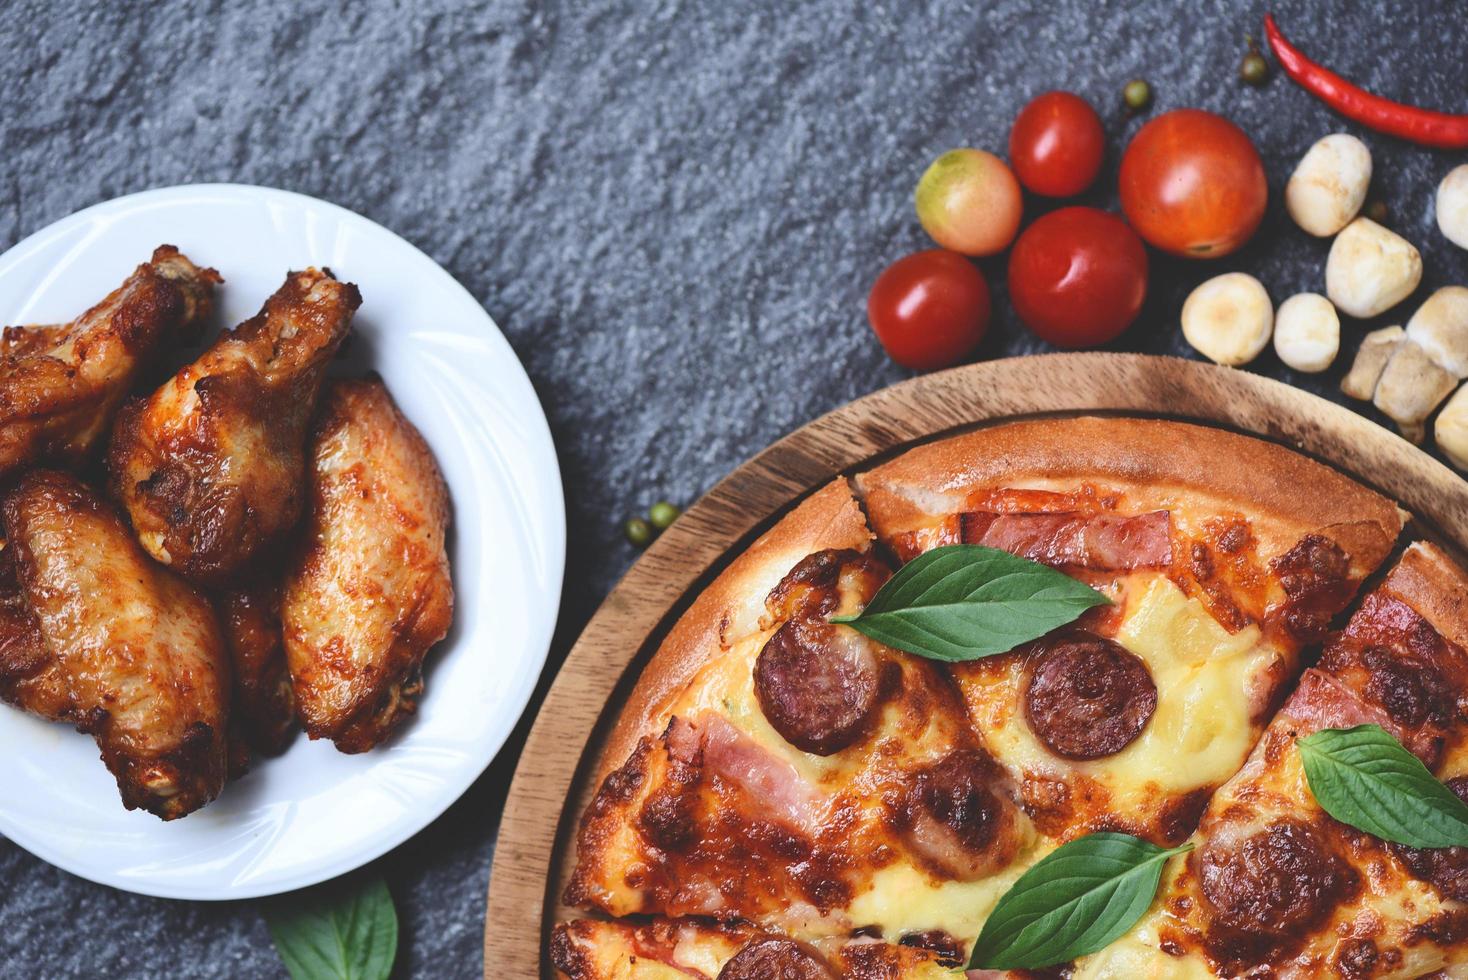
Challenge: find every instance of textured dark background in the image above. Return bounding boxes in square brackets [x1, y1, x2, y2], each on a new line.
[2, 0, 1466, 976]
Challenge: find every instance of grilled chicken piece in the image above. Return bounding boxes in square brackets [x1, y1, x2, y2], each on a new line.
[283, 379, 453, 753]
[108, 268, 360, 586]
[0, 246, 218, 478]
[2, 471, 230, 819]
[218, 577, 295, 756]
[0, 542, 69, 721]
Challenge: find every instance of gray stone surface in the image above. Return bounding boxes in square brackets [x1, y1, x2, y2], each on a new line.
[1, 0, 1466, 976]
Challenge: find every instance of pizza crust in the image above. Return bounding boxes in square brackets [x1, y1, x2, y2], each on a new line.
[1382, 541, 1468, 652]
[856, 416, 1406, 567]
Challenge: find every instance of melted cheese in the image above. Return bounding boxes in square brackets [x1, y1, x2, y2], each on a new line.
[670, 927, 742, 976]
[1105, 576, 1275, 805]
[1072, 927, 1214, 980]
[845, 844, 1043, 950]
[965, 574, 1278, 827]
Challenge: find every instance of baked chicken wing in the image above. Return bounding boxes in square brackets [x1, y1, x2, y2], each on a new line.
[0, 246, 218, 478]
[2, 471, 230, 819]
[109, 268, 360, 586]
[0, 541, 70, 722]
[282, 379, 452, 753]
[218, 577, 295, 756]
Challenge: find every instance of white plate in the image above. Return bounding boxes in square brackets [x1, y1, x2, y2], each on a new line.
[0, 184, 565, 900]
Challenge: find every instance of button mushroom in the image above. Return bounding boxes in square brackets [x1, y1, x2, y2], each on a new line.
[1439, 164, 1468, 251]
[1343, 288, 1468, 443]
[1325, 217, 1422, 319]
[1405, 287, 1468, 378]
[1436, 384, 1468, 470]
[1273, 293, 1340, 373]
[1181, 273, 1273, 367]
[1340, 325, 1404, 401]
[1372, 341, 1457, 444]
[1286, 134, 1371, 238]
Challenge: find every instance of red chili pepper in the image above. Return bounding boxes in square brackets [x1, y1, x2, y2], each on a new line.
[1264, 13, 1468, 150]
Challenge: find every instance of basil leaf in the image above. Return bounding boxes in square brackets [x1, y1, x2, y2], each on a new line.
[970, 832, 1191, 971]
[831, 544, 1109, 661]
[266, 874, 399, 980]
[1299, 724, 1468, 848]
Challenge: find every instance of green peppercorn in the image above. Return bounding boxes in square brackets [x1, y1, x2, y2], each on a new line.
[625, 517, 653, 548]
[648, 501, 681, 530]
[1364, 199, 1389, 224]
[1240, 51, 1269, 86]
[1123, 79, 1152, 112]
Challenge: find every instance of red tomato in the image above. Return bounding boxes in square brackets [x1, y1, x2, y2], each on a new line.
[1118, 108, 1267, 259]
[1007, 207, 1148, 348]
[867, 250, 991, 370]
[1008, 91, 1106, 197]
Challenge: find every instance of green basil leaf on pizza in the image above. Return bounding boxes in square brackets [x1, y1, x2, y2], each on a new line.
[1299, 724, 1468, 848]
[969, 831, 1192, 971]
[830, 544, 1109, 661]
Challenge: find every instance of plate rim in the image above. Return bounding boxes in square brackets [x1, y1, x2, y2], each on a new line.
[482, 350, 1468, 978]
[0, 181, 567, 900]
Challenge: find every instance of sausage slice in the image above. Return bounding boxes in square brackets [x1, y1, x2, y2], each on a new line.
[897, 749, 1018, 881]
[1199, 820, 1356, 937]
[1024, 632, 1158, 760]
[717, 937, 836, 980]
[754, 618, 887, 756]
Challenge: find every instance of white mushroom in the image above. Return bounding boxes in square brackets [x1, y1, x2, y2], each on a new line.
[1373, 341, 1458, 444]
[1272, 293, 1340, 373]
[1181, 273, 1273, 367]
[1285, 134, 1371, 237]
[1325, 217, 1422, 318]
[1340, 325, 1405, 400]
[1438, 164, 1468, 250]
[1405, 286, 1468, 378]
[1435, 384, 1468, 470]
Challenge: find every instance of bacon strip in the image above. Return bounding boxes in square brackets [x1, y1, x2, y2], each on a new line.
[959, 510, 1173, 571]
[1282, 668, 1406, 740]
[666, 713, 822, 832]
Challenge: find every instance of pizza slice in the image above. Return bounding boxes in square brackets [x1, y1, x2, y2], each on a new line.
[563, 478, 1043, 953]
[856, 417, 1404, 847]
[1075, 541, 1468, 978]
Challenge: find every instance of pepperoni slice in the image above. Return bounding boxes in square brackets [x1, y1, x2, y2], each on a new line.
[754, 617, 887, 756]
[1199, 821, 1356, 936]
[717, 937, 836, 980]
[1394, 776, 1468, 901]
[1024, 632, 1158, 760]
[897, 750, 1016, 881]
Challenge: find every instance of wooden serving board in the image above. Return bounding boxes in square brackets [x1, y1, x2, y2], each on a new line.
[483, 352, 1468, 978]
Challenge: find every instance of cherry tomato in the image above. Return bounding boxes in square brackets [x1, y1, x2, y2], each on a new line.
[1118, 108, 1267, 259]
[914, 149, 1023, 256]
[1007, 207, 1148, 348]
[867, 250, 991, 370]
[1008, 91, 1106, 197]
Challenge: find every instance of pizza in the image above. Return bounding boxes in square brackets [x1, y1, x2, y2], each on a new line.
[549, 417, 1468, 979]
